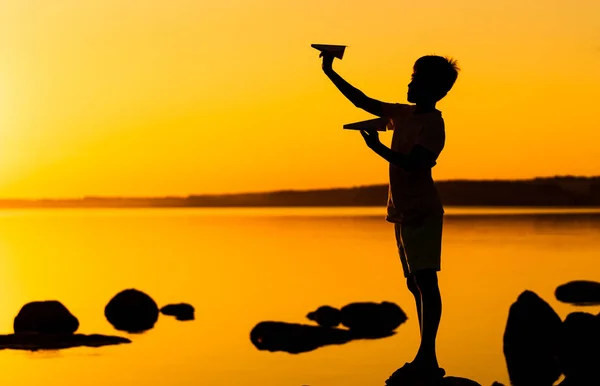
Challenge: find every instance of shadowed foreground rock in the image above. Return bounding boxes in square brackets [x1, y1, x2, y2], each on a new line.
[307, 302, 407, 336]
[503, 290, 562, 386]
[14, 301, 79, 334]
[439, 376, 482, 386]
[556, 312, 600, 385]
[250, 321, 394, 354]
[105, 289, 159, 333]
[555, 280, 600, 306]
[385, 375, 482, 386]
[0, 333, 130, 351]
[160, 303, 194, 321]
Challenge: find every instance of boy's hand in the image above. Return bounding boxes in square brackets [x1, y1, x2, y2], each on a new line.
[320, 52, 334, 72]
[360, 130, 381, 149]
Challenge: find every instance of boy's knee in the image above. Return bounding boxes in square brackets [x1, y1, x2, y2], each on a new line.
[414, 269, 439, 291]
[406, 276, 419, 294]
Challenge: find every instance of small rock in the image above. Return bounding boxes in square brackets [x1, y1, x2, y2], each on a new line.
[14, 301, 79, 334]
[160, 303, 194, 321]
[555, 281, 600, 305]
[306, 306, 341, 328]
[105, 289, 159, 333]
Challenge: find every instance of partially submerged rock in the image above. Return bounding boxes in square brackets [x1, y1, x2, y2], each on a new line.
[250, 321, 394, 354]
[503, 290, 562, 386]
[0, 333, 130, 351]
[306, 302, 406, 336]
[160, 303, 194, 321]
[14, 301, 79, 334]
[340, 301, 407, 336]
[250, 321, 352, 354]
[555, 281, 600, 306]
[306, 305, 341, 328]
[105, 289, 159, 333]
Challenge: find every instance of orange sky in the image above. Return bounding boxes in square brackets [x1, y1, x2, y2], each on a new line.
[0, 0, 599, 198]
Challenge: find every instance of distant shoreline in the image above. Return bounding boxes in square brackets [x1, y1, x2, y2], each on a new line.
[1, 176, 599, 208]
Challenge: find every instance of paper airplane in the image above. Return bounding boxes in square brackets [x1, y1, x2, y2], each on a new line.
[343, 118, 388, 132]
[311, 44, 346, 59]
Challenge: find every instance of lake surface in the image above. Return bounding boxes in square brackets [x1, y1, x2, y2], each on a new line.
[0, 207, 598, 386]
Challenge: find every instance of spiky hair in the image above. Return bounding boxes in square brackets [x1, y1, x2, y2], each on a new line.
[414, 55, 460, 95]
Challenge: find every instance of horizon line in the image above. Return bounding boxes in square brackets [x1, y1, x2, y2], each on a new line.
[0, 174, 598, 201]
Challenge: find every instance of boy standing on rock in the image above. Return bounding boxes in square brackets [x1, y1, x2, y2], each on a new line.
[320, 51, 459, 385]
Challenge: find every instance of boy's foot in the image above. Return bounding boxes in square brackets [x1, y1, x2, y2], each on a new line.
[385, 362, 445, 386]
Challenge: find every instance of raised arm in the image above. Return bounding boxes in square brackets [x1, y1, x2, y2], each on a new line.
[321, 54, 387, 117]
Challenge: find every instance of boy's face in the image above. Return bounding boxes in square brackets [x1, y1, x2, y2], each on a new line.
[407, 69, 436, 104]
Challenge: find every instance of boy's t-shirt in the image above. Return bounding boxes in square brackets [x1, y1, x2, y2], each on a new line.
[382, 103, 446, 224]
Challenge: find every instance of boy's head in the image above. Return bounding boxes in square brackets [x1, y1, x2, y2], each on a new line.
[407, 55, 459, 104]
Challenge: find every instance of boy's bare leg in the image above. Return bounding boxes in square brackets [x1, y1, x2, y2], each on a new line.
[406, 276, 423, 336]
[412, 269, 442, 369]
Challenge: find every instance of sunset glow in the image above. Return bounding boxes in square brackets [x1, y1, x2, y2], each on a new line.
[0, 0, 599, 198]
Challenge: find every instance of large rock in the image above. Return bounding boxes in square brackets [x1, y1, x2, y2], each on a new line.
[250, 321, 394, 354]
[557, 312, 600, 385]
[160, 303, 194, 321]
[503, 291, 562, 386]
[340, 301, 407, 336]
[0, 333, 130, 351]
[306, 305, 341, 328]
[555, 281, 600, 306]
[105, 289, 159, 333]
[14, 301, 79, 334]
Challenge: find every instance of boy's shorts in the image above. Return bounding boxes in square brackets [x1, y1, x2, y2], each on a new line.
[394, 214, 443, 278]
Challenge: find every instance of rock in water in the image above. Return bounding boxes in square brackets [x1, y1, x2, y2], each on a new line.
[340, 301, 407, 336]
[160, 303, 194, 321]
[105, 289, 159, 333]
[555, 280, 600, 305]
[503, 291, 562, 386]
[557, 312, 600, 384]
[0, 333, 131, 351]
[250, 321, 353, 354]
[14, 301, 79, 334]
[306, 305, 341, 328]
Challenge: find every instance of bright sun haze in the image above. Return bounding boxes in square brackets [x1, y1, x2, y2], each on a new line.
[0, 0, 599, 198]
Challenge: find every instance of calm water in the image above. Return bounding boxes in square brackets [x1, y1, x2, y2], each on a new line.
[0, 207, 599, 386]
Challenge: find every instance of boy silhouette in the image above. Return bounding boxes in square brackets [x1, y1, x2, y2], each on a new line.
[320, 52, 459, 385]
